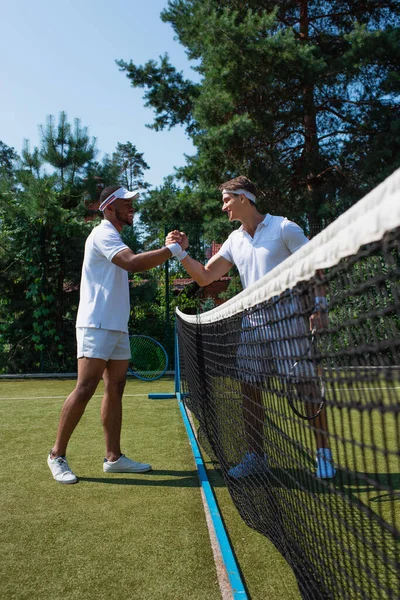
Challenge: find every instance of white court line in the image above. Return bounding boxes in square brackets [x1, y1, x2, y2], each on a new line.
[334, 386, 400, 391]
[0, 393, 149, 400]
[1, 386, 398, 401]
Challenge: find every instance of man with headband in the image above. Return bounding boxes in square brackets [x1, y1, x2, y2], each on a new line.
[166, 176, 335, 480]
[48, 185, 187, 484]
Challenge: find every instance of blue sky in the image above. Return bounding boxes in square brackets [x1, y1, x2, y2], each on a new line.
[1, 0, 197, 188]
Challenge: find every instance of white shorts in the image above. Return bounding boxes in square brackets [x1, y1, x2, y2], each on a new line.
[236, 297, 316, 384]
[76, 328, 131, 361]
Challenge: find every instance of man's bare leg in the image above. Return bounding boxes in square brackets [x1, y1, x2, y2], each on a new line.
[50, 357, 106, 458]
[309, 406, 330, 450]
[101, 359, 152, 473]
[299, 379, 336, 478]
[241, 382, 265, 455]
[227, 382, 267, 477]
[101, 359, 129, 462]
[298, 380, 330, 450]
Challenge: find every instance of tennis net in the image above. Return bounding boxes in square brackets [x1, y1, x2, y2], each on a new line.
[176, 169, 400, 600]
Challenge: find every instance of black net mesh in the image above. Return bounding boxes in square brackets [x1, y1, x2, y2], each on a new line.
[177, 226, 400, 600]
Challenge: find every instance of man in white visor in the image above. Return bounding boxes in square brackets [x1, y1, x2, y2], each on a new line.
[48, 185, 187, 484]
[166, 176, 335, 480]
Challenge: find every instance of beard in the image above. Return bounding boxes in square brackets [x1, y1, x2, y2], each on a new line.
[115, 208, 133, 226]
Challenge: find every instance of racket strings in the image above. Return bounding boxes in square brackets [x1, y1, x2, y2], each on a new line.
[129, 335, 168, 380]
[287, 333, 325, 420]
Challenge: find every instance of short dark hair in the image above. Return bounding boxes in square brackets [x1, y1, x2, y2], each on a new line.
[99, 185, 121, 205]
[219, 176, 257, 198]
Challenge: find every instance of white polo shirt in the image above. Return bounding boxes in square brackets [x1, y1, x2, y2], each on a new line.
[76, 220, 130, 332]
[217, 214, 309, 289]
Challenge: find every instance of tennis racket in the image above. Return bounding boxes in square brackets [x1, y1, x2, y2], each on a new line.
[287, 331, 325, 420]
[128, 335, 168, 381]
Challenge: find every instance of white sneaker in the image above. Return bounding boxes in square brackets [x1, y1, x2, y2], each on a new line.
[103, 454, 152, 473]
[228, 452, 268, 479]
[47, 454, 78, 484]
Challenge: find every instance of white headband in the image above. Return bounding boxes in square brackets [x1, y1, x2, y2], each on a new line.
[99, 187, 140, 211]
[222, 188, 256, 203]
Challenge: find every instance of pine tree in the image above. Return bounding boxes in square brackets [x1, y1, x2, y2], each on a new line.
[39, 111, 97, 208]
[113, 142, 150, 191]
[0, 141, 18, 178]
[118, 0, 400, 234]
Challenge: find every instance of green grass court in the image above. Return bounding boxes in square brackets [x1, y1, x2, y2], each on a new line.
[0, 377, 300, 600]
[183, 372, 400, 598]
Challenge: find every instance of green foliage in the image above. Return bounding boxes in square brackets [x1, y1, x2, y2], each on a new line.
[114, 142, 150, 190]
[39, 111, 97, 189]
[0, 141, 18, 178]
[120, 0, 400, 235]
[94, 141, 151, 191]
[117, 54, 200, 134]
[0, 174, 92, 373]
[18, 111, 99, 213]
[218, 272, 243, 302]
[0, 110, 170, 373]
[138, 175, 238, 245]
[84, 141, 151, 217]
[20, 140, 42, 179]
[0, 110, 175, 373]
[0, 112, 153, 373]
[199, 296, 216, 312]
[323, 245, 400, 367]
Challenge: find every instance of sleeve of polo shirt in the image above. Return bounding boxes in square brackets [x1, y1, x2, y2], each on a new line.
[94, 226, 129, 262]
[217, 234, 234, 263]
[281, 219, 309, 254]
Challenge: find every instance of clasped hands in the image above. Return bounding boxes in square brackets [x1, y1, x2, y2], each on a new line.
[165, 230, 189, 251]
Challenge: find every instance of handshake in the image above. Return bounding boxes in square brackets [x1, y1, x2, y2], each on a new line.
[165, 230, 189, 261]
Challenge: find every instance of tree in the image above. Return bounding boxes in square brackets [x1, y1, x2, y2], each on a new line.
[17, 111, 98, 211]
[0, 112, 163, 372]
[138, 176, 202, 240]
[87, 142, 150, 190]
[113, 142, 150, 190]
[20, 140, 42, 179]
[84, 141, 151, 211]
[0, 172, 91, 373]
[39, 111, 97, 189]
[0, 141, 18, 178]
[118, 0, 400, 234]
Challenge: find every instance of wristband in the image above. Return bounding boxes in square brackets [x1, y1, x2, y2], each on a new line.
[166, 242, 183, 257]
[313, 296, 328, 313]
[166, 243, 187, 261]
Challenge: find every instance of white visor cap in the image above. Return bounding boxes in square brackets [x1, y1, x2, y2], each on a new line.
[99, 187, 140, 211]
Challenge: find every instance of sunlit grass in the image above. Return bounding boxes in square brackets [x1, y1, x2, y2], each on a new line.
[0, 378, 221, 600]
[0, 377, 302, 600]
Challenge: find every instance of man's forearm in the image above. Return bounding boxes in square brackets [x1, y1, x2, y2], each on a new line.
[113, 247, 173, 273]
[164, 231, 232, 286]
[131, 248, 173, 272]
[180, 256, 215, 287]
